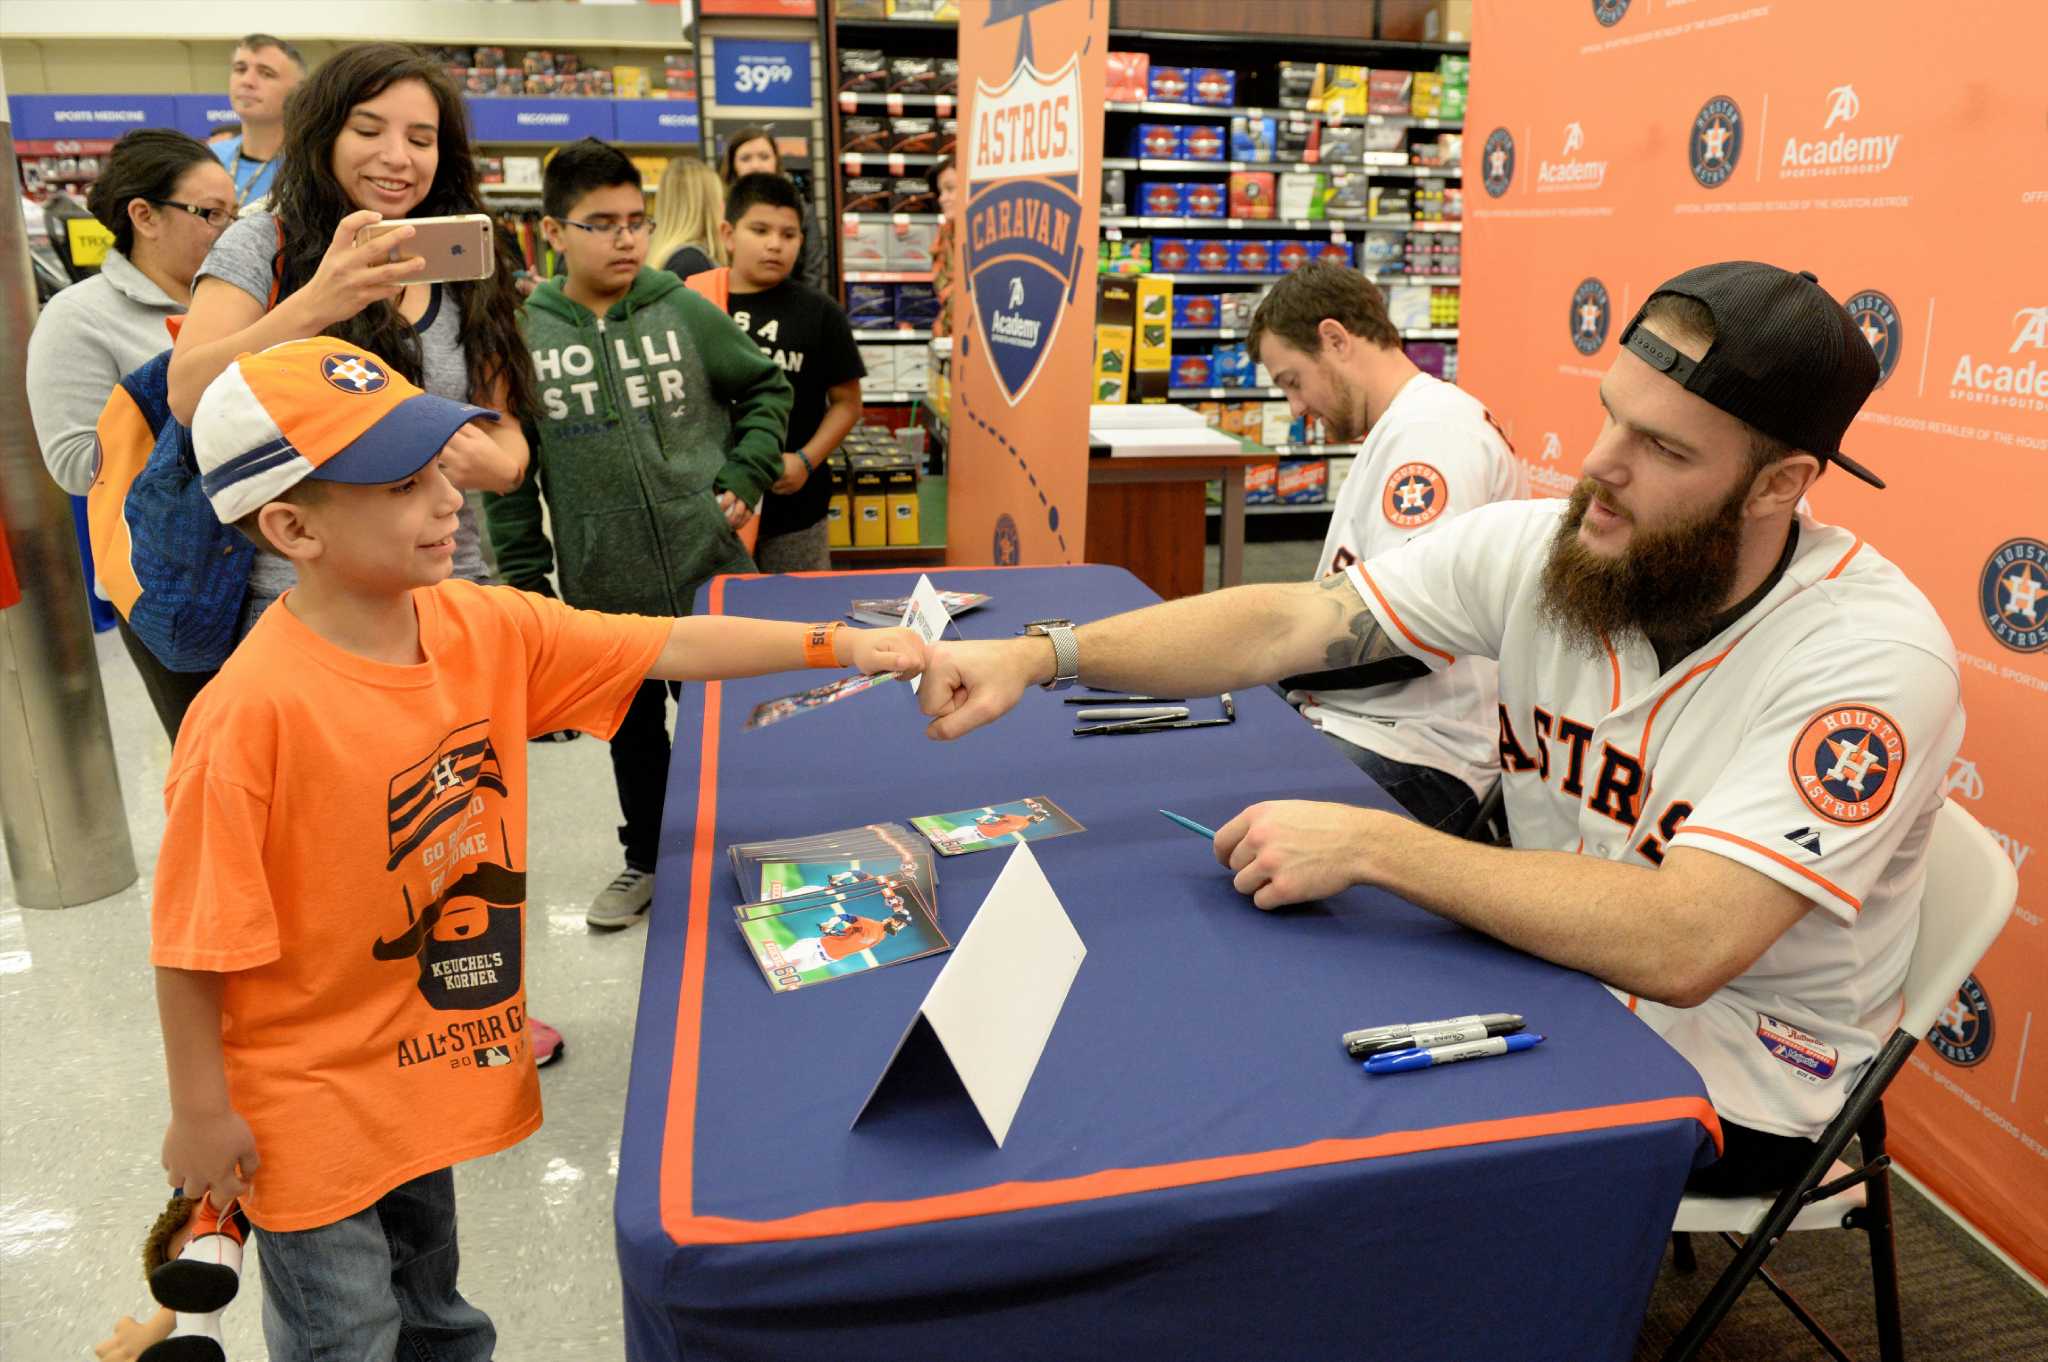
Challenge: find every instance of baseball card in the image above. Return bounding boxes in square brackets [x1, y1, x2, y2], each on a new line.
[910, 796, 1085, 856]
[738, 878, 949, 993]
[744, 671, 899, 731]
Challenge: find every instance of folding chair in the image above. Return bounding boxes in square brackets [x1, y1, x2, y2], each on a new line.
[1462, 778, 1508, 846]
[1661, 801, 2019, 1362]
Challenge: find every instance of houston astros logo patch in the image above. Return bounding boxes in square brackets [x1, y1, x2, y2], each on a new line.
[1789, 704, 1906, 826]
[1382, 462, 1448, 529]
[321, 352, 389, 394]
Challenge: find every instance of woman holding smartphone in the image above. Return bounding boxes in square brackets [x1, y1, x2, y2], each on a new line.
[169, 42, 536, 634]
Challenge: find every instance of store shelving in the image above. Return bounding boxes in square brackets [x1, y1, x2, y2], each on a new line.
[837, 92, 959, 113]
[1208, 502, 1336, 518]
[1101, 217, 1462, 232]
[1171, 386, 1286, 399]
[852, 329, 933, 342]
[844, 270, 935, 284]
[839, 152, 944, 169]
[1101, 157, 1460, 178]
[1105, 100, 1459, 131]
[844, 212, 944, 224]
[1174, 327, 1457, 341]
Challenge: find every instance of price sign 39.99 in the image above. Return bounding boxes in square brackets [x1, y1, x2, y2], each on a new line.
[717, 39, 812, 108]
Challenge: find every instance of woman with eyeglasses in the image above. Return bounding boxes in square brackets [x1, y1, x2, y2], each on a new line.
[168, 42, 537, 638]
[25, 128, 238, 738]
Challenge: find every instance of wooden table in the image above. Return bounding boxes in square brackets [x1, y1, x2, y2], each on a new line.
[1085, 446, 1267, 599]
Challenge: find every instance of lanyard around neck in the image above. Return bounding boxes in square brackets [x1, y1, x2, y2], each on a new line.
[233, 152, 270, 206]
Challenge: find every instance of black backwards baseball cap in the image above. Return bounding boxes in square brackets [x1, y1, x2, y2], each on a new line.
[1619, 261, 1885, 488]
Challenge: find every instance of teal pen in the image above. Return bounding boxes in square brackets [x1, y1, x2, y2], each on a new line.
[1158, 808, 1217, 840]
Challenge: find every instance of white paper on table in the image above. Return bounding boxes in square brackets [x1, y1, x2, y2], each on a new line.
[853, 841, 1086, 1146]
[900, 573, 952, 694]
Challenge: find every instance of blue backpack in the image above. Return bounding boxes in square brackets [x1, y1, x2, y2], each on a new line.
[88, 350, 254, 672]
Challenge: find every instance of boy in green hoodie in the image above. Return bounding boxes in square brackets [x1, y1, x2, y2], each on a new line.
[487, 138, 794, 931]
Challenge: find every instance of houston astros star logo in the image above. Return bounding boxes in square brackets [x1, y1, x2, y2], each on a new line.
[1381, 462, 1448, 529]
[1844, 290, 1902, 387]
[1790, 704, 1905, 826]
[1979, 538, 2048, 652]
[321, 352, 389, 393]
[1689, 96, 1744, 188]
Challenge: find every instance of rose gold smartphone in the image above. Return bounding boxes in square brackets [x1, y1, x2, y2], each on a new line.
[355, 213, 496, 284]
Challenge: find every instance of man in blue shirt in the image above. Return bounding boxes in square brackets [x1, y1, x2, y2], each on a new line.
[213, 34, 305, 210]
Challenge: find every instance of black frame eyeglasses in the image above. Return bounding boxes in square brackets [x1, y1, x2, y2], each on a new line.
[148, 199, 235, 229]
[557, 216, 657, 241]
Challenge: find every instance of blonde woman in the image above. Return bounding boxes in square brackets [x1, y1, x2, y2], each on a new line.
[649, 154, 727, 278]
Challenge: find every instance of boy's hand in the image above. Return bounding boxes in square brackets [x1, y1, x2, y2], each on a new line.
[771, 453, 811, 496]
[845, 626, 927, 678]
[717, 491, 754, 529]
[162, 1106, 260, 1206]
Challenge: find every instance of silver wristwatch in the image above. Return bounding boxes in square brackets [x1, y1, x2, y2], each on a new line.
[1022, 619, 1079, 692]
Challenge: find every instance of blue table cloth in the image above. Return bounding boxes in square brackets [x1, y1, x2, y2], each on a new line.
[618, 565, 1718, 1361]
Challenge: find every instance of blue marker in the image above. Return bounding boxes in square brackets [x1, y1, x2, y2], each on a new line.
[1158, 809, 1217, 840]
[1363, 1033, 1545, 1075]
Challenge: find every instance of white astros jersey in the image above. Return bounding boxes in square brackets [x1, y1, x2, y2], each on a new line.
[1300, 373, 1526, 797]
[1349, 499, 1964, 1139]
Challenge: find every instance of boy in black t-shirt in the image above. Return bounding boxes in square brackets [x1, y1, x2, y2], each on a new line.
[719, 173, 867, 570]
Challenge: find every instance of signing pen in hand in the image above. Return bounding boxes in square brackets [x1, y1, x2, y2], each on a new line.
[1158, 809, 1217, 840]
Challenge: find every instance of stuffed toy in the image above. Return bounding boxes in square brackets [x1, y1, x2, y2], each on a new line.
[92, 1194, 247, 1362]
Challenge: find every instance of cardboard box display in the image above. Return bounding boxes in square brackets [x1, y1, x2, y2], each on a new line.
[851, 460, 889, 547]
[1191, 68, 1237, 107]
[1131, 370, 1171, 404]
[1325, 173, 1371, 220]
[1276, 61, 1319, 109]
[896, 350, 929, 392]
[847, 283, 895, 327]
[1277, 459, 1328, 504]
[889, 57, 939, 94]
[1426, 1, 1474, 44]
[1134, 274, 1174, 368]
[1313, 64, 1371, 116]
[1230, 239, 1273, 274]
[1100, 237, 1152, 273]
[1259, 401, 1293, 446]
[1184, 181, 1227, 218]
[1278, 171, 1327, 219]
[888, 221, 938, 272]
[1134, 123, 1184, 158]
[1193, 238, 1233, 272]
[1276, 119, 1321, 163]
[1229, 171, 1276, 219]
[842, 220, 890, 270]
[895, 282, 940, 326]
[891, 176, 937, 214]
[1142, 182, 1187, 218]
[1148, 66, 1191, 102]
[1313, 240, 1355, 268]
[1368, 70, 1413, 115]
[1106, 51, 1150, 102]
[840, 49, 889, 95]
[1245, 461, 1278, 504]
[1320, 126, 1367, 164]
[1220, 290, 1261, 328]
[1385, 284, 1433, 330]
[1361, 230, 1405, 269]
[826, 460, 852, 548]
[936, 118, 958, 155]
[885, 461, 922, 545]
[1369, 186, 1414, 220]
[1211, 343, 1255, 388]
[843, 176, 892, 214]
[1411, 72, 1444, 119]
[1174, 355, 1214, 388]
[856, 344, 896, 393]
[1173, 293, 1221, 328]
[1151, 237, 1194, 272]
[613, 65, 649, 99]
[1231, 117, 1278, 162]
[1092, 322, 1133, 404]
[890, 117, 938, 154]
[842, 116, 889, 154]
[1183, 125, 1226, 162]
[1274, 239, 1313, 273]
[888, 0, 940, 15]
[1195, 401, 1224, 428]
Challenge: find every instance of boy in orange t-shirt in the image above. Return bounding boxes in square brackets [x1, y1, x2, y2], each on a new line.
[152, 338, 923, 1359]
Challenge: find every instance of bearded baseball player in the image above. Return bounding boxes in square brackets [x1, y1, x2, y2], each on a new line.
[1250, 263, 1527, 831]
[917, 262, 1963, 1195]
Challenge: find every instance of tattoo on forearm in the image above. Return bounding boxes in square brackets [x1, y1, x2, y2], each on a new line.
[1317, 573, 1403, 669]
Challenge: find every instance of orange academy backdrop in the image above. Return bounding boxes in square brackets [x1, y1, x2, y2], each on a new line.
[1458, 0, 2048, 1280]
[947, 0, 1106, 567]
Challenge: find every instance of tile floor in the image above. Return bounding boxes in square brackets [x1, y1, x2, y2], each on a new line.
[0, 537, 1324, 1361]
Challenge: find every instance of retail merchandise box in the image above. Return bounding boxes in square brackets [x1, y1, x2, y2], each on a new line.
[939, 58, 961, 96]
[1135, 123, 1184, 158]
[1276, 119, 1321, 164]
[890, 57, 940, 94]
[1278, 171, 1327, 220]
[1102, 237, 1154, 273]
[1191, 68, 1237, 106]
[1369, 186, 1414, 221]
[850, 456, 890, 548]
[1386, 284, 1434, 330]
[889, 222, 938, 272]
[1313, 64, 1371, 116]
[1440, 83, 1468, 120]
[1098, 274, 1138, 328]
[857, 344, 897, 395]
[1193, 238, 1235, 272]
[613, 65, 650, 100]
[885, 459, 922, 546]
[1106, 51, 1150, 102]
[1146, 237, 1191, 272]
[842, 116, 889, 155]
[890, 0, 941, 13]
[1230, 172, 1276, 219]
[1173, 355, 1213, 388]
[1314, 240, 1355, 268]
[1246, 461, 1278, 505]
[1131, 370, 1171, 404]
[1219, 291, 1261, 329]
[1361, 230, 1406, 270]
[843, 176, 891, 214]
[1276, 61, 1319, 110]
[1134, 275, 1174, 369]
[1369, 70, 1414, 115]
[843, 221, 890, 272]
[1231, 239, 1274, 274]
[1211, 342, 1255, 387]
[1406, 340, 1451, 380]
[1259, 402, 1294, 447]
[890, 118, 939, 155]
[936, 118, 959, 155]
[1174, 294, 1221, 328]
[896, 349, 930, 393]
[1276, 459, 1328, 504]
[839, 0, 884, 15]
[1319, 126, 1367, 165]
[892, 177, 936, 214]
[1093, 324, 1133, 404]
[896, 283, 941, 327]
[840, 49, 889, 95]
[1231, 116, 1278, 163]
[1411, 73, 1446, 120]
[1325, 174, 1371, 220]
[1426, 2, 1475, 43]
[847, 284, 895, 328]
[826, 460, 852, 548]
[1148, 66, 1192, 102]
[1142, 182, 1187, 217]
[1273, 239, 1312, 273]
[1183, 125, 1227, 162]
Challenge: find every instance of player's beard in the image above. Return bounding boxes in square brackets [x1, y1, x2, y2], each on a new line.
[1537, 476, 1748, 656]
[1319, 363, 1368, 443]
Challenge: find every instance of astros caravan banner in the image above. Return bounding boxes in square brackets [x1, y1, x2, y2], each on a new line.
[948, 0, 1106, 567]
[1460, 0, 2047, 1280]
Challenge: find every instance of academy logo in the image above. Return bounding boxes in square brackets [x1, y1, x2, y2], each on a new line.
[1570, 278, 1610, 355]
[1979, 537, 2048, 653]
[1789, 703, 1906, 826]
[321, 351, 389, 394]
[1541, 432, 1563, 461]
[1689, 96, 1743, 189]
[1944, 757, 1984, 801]
[1948, 307, 2048, 413]
[964, 24, 1085, 407]
[1930, 975, 1995, 1066]
[1537, 121, 1608, 193]
[1592, 0, 1630, 26]
[1780, 81, 1902, 179]
[1382, 462, 1448, 530]
[1482, 127, 1516, 198]
[1845, 290, 1903, 388]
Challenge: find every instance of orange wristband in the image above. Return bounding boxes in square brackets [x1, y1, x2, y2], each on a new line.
[804, 621, 843, 668]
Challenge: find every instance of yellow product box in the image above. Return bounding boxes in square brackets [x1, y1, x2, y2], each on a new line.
[1313, 64, 1371, 117]
[1134, 274, 1174, 371]
[851, 458, 889, 547]
[825, 458, 852, 548]
[885, 459, 922, 545]
[1411, 72, 1444, 119]
[612, 65, 649, 100]
[1093, 324, 1133, 404]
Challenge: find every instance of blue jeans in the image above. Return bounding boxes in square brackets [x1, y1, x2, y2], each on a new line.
[1322, 731, 1483, 834]
[253, 1168, 494, 1362]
